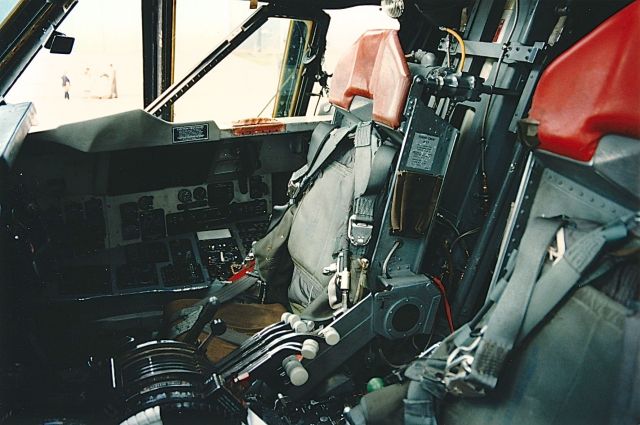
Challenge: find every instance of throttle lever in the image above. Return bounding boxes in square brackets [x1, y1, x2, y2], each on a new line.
[182, 296, 220, 346]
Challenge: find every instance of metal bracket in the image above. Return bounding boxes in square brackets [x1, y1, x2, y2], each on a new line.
[348, 215, 373, 246]
[287, 180, 301, 199]
[438, 39, 546, 64]
[503, 42, 546, 64]
[373, 274, 441, 339]
[438, 39, 503, 60]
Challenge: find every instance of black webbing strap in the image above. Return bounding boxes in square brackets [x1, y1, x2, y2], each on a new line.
[518, 220, 629, 340]
[446, 216, 633, 394]
[288, 122, 336, 186]
[354, 122, 375, 198]
[308, 122, 337, 165]
[469, 218, 631, 389]
[288, 123, 356, 201]
[405, 216, 635, 425]
[349, 121, 397, 249]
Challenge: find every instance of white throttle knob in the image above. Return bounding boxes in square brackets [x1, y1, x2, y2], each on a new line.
[287, 314, 301, 328]
[301, 339, 319, 359]
[281, 312, 292, 323]
[293, 320, 308, 333]
[283, 355, 308, 386]
[321, 327, 340, 346]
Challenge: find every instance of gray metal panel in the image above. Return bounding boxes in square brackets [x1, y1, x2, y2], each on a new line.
[537, 148, 640, 210]
[593, 134, 640, 201]
[0, 102, 35, 169]
[26, 109, 328, 153]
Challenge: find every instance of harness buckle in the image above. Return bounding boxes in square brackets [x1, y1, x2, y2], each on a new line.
[442, 326, 487, 397]
[348, 215, 373, 246]
[287, 181, 301, 199]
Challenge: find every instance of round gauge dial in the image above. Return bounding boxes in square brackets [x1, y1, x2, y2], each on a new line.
[177, 188, 193, 204]
[193, 186, 207, 201]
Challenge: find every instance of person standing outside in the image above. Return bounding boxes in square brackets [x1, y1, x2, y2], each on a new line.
[61, 72, 71, 100]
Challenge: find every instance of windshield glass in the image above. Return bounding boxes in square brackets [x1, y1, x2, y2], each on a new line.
[5, 0, 144, 130]
[5, 1, 397, 129]
[0, 0, 22, 26]
[171, 2, 284, 124]
[4, 0, 257, 130]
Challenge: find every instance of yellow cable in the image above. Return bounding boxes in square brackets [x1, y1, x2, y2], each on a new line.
[440, 27, 466, 74]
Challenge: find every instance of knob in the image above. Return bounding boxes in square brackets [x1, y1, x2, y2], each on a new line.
[321, 327, 340, 346]
[196, 317, 228, 353]
[209, 318, 227, 337]
[281, 312, 292, 323]
[304, 320, 315, 332]
[293, 320, 308, 333]
[301, 339, 319, 359]
[287, 314, 300, 327]
[283, 355, 308, 386]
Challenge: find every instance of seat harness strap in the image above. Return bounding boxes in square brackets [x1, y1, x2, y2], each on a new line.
[464, 217, 563, 389]
[447, 215, 633, 395]
[328, 122, 399, 310]
[349, 122, 397, 250]
[287, 122, 355, 201]
[404, 213, 636, 425]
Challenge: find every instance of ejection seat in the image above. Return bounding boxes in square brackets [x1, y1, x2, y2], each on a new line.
[165, 29, 412, 361]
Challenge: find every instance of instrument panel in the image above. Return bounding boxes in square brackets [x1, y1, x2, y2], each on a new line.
[37, 176, 272, 299]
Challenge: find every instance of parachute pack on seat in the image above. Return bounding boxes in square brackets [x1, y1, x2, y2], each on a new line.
[253, 30, 412, 315]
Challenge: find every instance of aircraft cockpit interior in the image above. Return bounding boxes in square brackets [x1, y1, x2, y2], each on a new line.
[0, 0, 638, 424]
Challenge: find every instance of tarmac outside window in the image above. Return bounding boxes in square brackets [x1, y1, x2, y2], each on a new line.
[5, 0, 143, 130]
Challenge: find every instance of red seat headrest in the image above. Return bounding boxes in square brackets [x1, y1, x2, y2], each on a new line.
[527, 1, 640, 162]
[328, 29, 411, 129]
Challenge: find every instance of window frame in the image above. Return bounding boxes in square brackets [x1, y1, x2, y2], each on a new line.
[145, 3, 330, 122]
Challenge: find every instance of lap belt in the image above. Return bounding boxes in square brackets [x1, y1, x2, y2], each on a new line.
[405, 213, 637, 425]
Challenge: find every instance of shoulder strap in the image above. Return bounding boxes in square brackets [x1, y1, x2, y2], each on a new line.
[348, 122, 398, 248]
[288, 122, 337, 185]
[468, 217, 563, 388]
[328, 122, 399, 310]
[288, 123, 356, 201]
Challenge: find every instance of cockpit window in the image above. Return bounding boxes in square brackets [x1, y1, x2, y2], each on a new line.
[5, 0, 143, 130]
[0, 0, 22, 27]
[4, 1, 396, 129]
[306, 6, 398, 116]
[172, 16, 296, 124]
